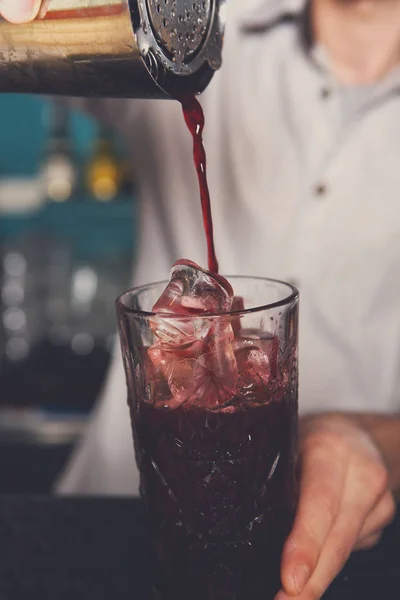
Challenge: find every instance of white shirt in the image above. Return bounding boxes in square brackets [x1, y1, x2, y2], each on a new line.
[58, 0, 400, 496]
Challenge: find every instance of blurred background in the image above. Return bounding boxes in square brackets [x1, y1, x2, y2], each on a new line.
[0, 95, 137, 494]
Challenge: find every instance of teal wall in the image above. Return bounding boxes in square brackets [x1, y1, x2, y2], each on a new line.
[0, 94, 136, 270]
[0, 95, 97, 177]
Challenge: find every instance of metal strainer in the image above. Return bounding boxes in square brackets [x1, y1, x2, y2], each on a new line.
[0, 0, 226, 98]
[147, 0, 211, 60]
[137, 0, 224, 89]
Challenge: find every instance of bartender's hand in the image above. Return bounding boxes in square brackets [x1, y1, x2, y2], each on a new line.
[0, 0, 49, 23]
[276, 413, 398, 600]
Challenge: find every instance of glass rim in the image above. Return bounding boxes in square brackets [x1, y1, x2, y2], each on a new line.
[116, 275, 299, 320]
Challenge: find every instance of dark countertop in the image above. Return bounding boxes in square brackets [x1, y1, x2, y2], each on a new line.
[0, 496, 398, 600]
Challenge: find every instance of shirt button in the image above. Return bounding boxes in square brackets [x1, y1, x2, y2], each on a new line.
[314, 182, 328, 197]
[321, 86, 332, 100]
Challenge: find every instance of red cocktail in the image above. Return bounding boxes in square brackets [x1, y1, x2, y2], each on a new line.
[117, 268, 299, 600]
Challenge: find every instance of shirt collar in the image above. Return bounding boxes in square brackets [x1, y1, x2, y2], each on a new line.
[239, 0, 306, 32]
[237, 0, 400, 104]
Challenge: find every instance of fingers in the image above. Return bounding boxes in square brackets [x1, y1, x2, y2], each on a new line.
[0, 0, 43, 23]
[277, 453, 390, 600]
[276, 506, 365, 600]
[284, 465, 382, 599]
[354, 491, 396, 550]
[355, 532, 382, 551]
[38, 0, 50, 18]
[280, 431, 348, 595]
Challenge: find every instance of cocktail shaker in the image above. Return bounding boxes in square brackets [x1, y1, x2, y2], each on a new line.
[0, 0, 225, 98]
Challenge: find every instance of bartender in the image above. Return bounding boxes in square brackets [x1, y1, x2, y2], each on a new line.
[1, 1, 400, 600]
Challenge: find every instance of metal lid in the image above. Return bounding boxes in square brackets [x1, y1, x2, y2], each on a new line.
[136, 0, 226, 96]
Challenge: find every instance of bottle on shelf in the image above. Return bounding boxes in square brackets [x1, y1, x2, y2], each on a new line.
[85, 125, 123, 202]
[40, 101, 78, 203]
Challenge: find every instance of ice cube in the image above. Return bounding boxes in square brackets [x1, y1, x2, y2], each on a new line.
[153, 260, 233, 314]
[151, 260, 234, 345]
[148, 339, 203, 406]
[234, 330, 280, 401]
[148, 320, 238, 408]
[165, 357, 197, 404]
[148, 261, 239, 408]
[192, 343, 238, 408]
[191, 319, 238, 407]
[164, 344, 238, 409]
[234, 329, 279, 378]
[235, 347, 270, 402]
[258, 332, 279, 378]
[143, 349, 172, 407]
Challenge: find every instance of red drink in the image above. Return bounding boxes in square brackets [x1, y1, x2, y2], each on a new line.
[132, 377, 297, 600]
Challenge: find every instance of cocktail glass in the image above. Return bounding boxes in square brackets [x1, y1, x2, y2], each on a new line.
[116, 276, 299, 600]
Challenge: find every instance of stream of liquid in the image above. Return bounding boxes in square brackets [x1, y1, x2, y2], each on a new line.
[179, 94, 219, 274]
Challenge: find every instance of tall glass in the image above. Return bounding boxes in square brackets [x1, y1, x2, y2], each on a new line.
[116, 277, 299, 600]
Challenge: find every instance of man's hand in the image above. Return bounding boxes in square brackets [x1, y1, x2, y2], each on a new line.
[0, 0, 49, 23]
[276, 414, 398, 600]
